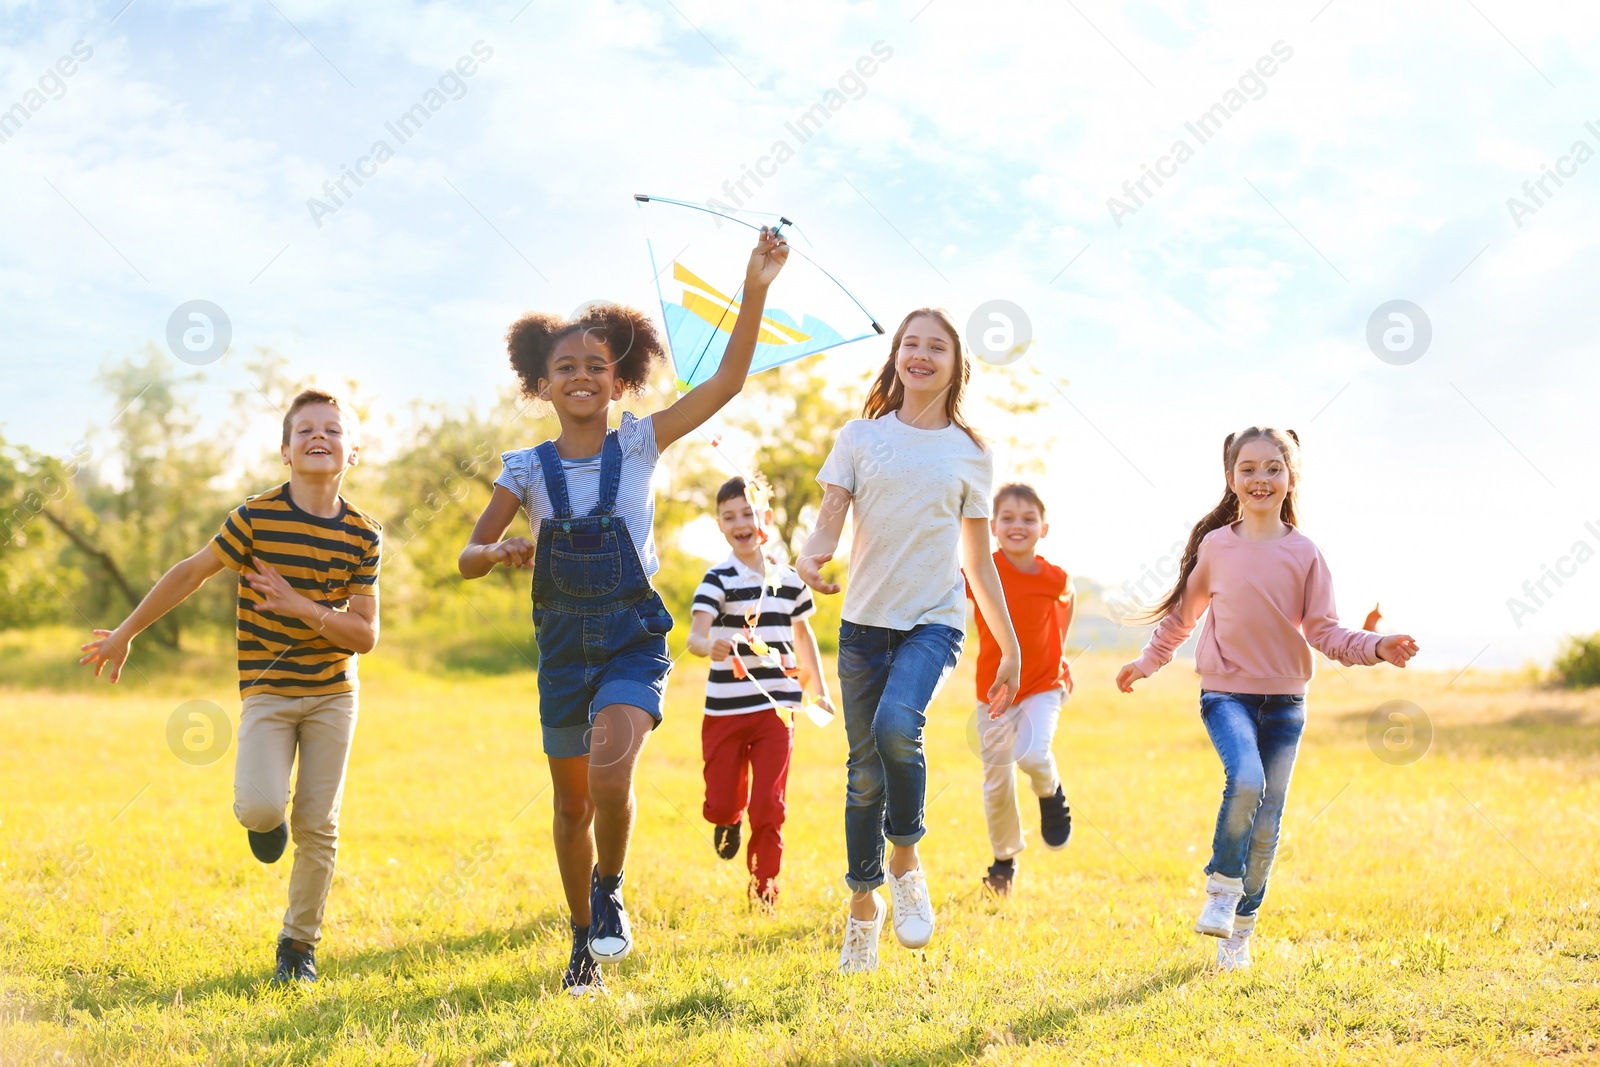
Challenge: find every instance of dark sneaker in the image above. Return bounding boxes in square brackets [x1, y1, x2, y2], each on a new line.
[271, 938, 317, 984]
[1040, 785, 1072, 851]
[981, 858, 1015, 897]
[561, 921, 604, 995]
[248, 822, 288, 863]
[587, 868, 633, 963]
[713, 822, 742, 861]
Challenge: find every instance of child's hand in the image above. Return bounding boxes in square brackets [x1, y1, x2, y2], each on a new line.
[746, 226, 789, 289]
[711, 638, 733, 662]
[485, 537, 535, 569]
[244, 561, 317, 619]
[1376, 634, 1419, 668]
[79, 628, 131, 683]
[811, 693, 837, 717]
[1115, 662, 1146, 693]
[797, 552, 840, 595]
[986, 653, 1020, 719]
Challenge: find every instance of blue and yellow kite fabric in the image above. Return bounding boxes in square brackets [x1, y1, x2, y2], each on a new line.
[636, 195, 883, 393]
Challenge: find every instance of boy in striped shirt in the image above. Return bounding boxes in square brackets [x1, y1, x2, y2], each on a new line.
[80, 390, 381, 984]
[687, 476, 832, 908]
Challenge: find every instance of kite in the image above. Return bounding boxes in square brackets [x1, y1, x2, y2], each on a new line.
[634, 194, 884, 393]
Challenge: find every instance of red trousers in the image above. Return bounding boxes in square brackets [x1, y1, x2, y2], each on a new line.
[701, 709, 794, 894]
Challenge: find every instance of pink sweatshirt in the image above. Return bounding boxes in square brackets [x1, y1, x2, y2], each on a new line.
[1134, 523, 1380, 695]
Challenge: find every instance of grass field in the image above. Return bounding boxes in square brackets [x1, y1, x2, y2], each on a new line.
[2, 630, 1599, 1066]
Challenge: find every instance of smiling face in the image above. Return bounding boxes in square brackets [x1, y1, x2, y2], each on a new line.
[539, 331, 623, 419]
[716, 491, 771, 557]
[894, 313, 957, 416]
[281, 401, 357, 474]
[992, 493, 1047, 558]
[1229, 437, 1291, 519]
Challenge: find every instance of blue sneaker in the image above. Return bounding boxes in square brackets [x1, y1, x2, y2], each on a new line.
[562, 921, 604, 995]
[248, 822, 288, 863]
[587, 867, 633, 963]
[271, 938, 317, 984]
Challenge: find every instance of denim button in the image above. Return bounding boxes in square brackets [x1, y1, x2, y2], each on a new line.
[562, 522, 571, 532]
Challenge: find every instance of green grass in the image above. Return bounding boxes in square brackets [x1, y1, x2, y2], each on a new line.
[2, 638, 1598, 1065]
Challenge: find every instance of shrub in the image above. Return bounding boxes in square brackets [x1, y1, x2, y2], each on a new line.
[1552, 632, 1600, 688]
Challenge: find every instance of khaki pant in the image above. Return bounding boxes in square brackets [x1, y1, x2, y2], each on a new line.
[233, 690, 358, 944]
[975, 686, 1064, 861]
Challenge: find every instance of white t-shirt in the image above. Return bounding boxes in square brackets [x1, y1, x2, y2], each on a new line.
[816, 411, 993, 631]
[494, 412, 662, 577]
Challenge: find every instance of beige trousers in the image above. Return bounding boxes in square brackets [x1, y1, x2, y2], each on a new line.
[233, 690, 358, 944]
[975, 686, 1065, 861]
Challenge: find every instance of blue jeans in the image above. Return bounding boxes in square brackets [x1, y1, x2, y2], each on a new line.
[837, 620, 964, 892]
[1200, 690, 1306, 917]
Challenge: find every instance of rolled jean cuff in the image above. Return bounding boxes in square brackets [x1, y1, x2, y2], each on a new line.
[591, 680, 666, 725]
[844, 873, 885, 893]
[885, 826, 927, 848]
[543, 722, 594, 759]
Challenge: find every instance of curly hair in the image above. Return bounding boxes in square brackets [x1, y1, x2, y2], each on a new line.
[505, 304, 665, 399]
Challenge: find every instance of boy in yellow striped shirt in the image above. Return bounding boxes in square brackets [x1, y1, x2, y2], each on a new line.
[80, 389, 381, 985]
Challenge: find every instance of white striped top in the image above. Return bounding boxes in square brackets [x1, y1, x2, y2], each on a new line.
[493, 412, 661, 577]
[692, 554, 816, 716]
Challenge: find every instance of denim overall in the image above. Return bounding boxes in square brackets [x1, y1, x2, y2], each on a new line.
[530, 430, 674, 758]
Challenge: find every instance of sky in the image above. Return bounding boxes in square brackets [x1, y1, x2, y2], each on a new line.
[1, 0, 1596, 669]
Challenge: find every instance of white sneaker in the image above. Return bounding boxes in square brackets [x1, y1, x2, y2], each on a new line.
[838, 892, 885, 974]
[1194, 872, 1244, 938]
[1216, 914, 1255, 971]
[887, 867, 936, 949]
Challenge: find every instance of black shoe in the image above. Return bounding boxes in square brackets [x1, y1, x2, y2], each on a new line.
[561, 920, 604, 995]
[981, 858, 1015, 897]
[1040, 785, 1072, 850]
[249, 822, 288, 863]
[713, 822, 742, 860]
[271, 937, 317, 984]
[587, 867, 633, 963]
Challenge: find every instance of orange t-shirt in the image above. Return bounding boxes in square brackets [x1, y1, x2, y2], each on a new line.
[965, 550, 1072, 703]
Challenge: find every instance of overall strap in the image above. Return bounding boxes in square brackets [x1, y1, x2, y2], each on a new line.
[533, 442, 573, 520]
[593, 429, 623, 517]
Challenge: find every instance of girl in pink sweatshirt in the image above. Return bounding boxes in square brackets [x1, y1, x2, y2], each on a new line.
[1116, 427, 1418, 971]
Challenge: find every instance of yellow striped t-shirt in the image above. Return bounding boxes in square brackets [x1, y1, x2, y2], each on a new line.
[208, 483, 382, 697]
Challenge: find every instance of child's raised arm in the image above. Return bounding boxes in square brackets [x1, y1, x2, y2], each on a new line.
[79, 545, 226, 682]
[650, 228, 789, 453]
[460, 485, 535, 579]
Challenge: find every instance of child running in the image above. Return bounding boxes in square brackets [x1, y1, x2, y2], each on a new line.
[798, 307, 1021, 975]
[1115, 427, 1419, 971]
[965, 483, 1074, 898]
[80, 390, 381, 985]
[687, 475, 833, 910]
[459, 229, 788, 995]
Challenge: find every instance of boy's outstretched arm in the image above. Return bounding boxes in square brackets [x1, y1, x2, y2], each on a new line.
[80, 546, 226, 682]
[652, 228, 789, 452]
[791, 618, 835, 715]
[460, 485, 534, 579]
[686, 611, 732, 660]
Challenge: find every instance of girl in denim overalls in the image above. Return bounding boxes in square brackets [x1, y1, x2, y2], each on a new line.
[461, 230, 787, 993]
[798, 308, 1022, 974]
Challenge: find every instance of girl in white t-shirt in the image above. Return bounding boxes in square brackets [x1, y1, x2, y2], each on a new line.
[798, 307, 1021, 974]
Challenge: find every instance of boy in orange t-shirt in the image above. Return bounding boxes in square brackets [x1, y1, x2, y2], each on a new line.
[963, 483, 1073, 896]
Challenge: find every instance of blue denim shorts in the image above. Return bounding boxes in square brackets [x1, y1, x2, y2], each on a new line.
[534, 598, 674, 758]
